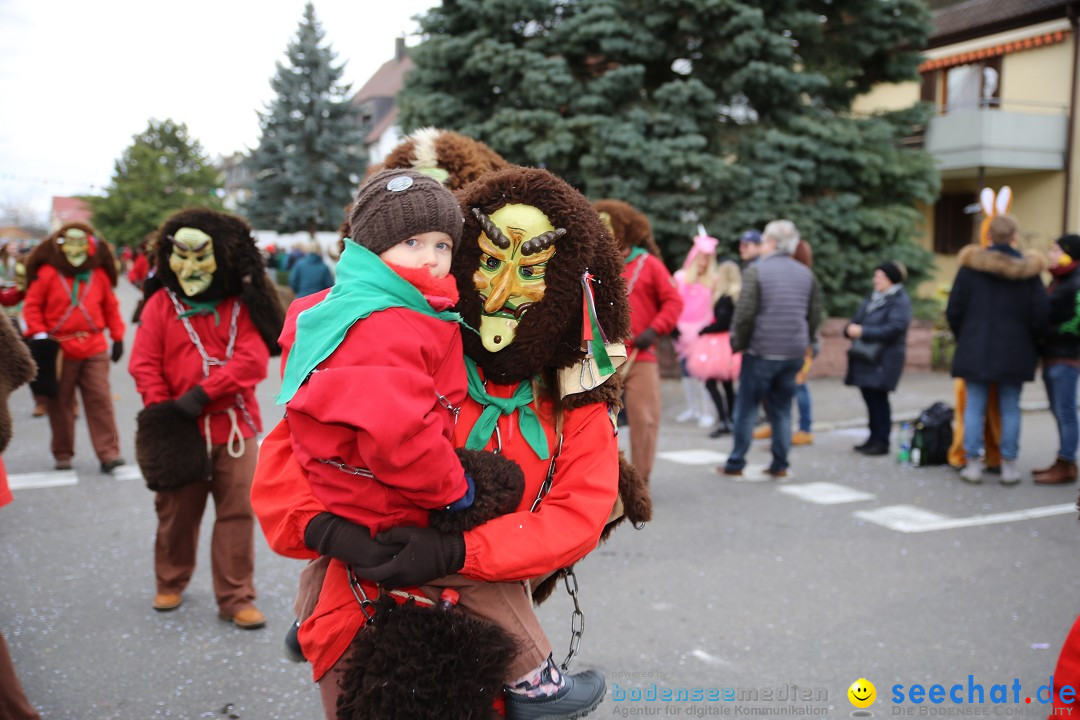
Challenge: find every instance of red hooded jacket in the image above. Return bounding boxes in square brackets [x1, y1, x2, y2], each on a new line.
[23, 265, 125, 359]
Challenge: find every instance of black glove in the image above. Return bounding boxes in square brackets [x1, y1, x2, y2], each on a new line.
[173, 386, 209, 420]
[632, 327, 658, 350]
[304, 512, 403, 568]
[110, 340, 124, 363]
[363, 526, 466, 589]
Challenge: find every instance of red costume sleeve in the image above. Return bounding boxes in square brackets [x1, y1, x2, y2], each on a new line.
[461, 402, 619, 581]
[250, 418, 322, 559]
[128, 294, 175, 406]
[20, 267, 50, 336]
[97, 268, 125, 342]
[198, 302, 269, 400]
[0, 288, 23, 307]
[644, 255, 683, 335]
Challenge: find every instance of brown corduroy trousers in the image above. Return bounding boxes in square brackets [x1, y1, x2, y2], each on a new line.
[623, 359, 662, 483]
[153, 440, 258, 616]
[46, 351, 120, 464]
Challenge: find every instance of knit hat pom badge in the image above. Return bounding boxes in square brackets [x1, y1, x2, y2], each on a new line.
[386, 176, 414, 192]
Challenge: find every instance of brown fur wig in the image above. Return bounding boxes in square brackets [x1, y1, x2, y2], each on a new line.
[593, 199, 662, 258]
[26, 222, 119, 286]
[135, 402, 210, 492]
[453, 167, 630, 392]
[149, 207, 285, 356]
[429, 448, 524, 534]
[370, 127, 509, 191]
[0, 315, 36, 453]
[957, 243, 1046, 279]
[336, 594, 518, 720]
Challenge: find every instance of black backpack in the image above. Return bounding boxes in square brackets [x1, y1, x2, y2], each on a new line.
[911, 402, 954, 467]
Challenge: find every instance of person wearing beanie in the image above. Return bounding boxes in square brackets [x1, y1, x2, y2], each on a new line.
[1033, 233, 1080, 484]
[843, 261, 913, 456]
[738, 229, 763, 267]
[273, 168, 566, 715]
[946, 214, 1050, 485]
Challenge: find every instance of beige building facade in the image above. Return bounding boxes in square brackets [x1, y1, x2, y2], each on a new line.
[854, 0, 1080, 295]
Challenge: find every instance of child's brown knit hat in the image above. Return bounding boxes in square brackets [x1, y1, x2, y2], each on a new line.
[348, 169, 463, 255]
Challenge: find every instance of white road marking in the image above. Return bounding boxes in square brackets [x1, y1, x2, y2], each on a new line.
[854, 503, 1077, 533]
[657, 449, 728, 465]
[691, 649, 732, 667]
[779, 482, 874, 504]
[111, 465, 144, 482]
[7, 470, 78, 490]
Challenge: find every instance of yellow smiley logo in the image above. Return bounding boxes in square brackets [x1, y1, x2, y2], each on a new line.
[848, 678, 876, 708]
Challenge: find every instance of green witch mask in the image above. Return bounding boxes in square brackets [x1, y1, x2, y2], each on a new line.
[168, 227, 217, 297]
[470, 203, 565, 352]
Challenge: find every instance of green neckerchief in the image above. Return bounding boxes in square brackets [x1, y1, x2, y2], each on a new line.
[624, 246, 648, 264]
[178, 297, 222, 325]
[463, 356, 549, 460]
[276, 241, 465, 405]
[70, 271, 91, 305]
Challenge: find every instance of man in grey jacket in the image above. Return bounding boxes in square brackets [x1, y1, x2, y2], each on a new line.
[721, 220, 822, 478]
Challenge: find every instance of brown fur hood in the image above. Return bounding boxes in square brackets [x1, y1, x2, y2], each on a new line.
[958, 243, 1046, 280]
[370, 128, 508, 191]
[148, 207, 285, 356]
[453, 167, 630, 393]
[26, 222, 118, 286]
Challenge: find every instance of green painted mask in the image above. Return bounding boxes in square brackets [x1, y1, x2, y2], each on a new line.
[168, 227, 217, 297]
[471, 203, 560, 353]
[59, 229, 90, 267]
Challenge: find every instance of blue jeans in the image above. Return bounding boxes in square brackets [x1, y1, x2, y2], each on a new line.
[726, 354, 803, 473]
[794, 383, 812, 433]
[963, 380, 1022, 462]
[1043, 363, 1079, 463]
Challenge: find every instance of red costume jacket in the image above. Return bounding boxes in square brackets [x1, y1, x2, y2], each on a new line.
[284, 287, 469, 534]
[621, 253, 682, 363]
[252, 298, 621, 681]
[128, 291, 268, 444]
[23, 265, 124, 359]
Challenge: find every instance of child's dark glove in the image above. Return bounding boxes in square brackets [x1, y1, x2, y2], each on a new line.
[174, 386, 209, 420]
[365, 527, 466, 589]
[110, 340, 124, 363]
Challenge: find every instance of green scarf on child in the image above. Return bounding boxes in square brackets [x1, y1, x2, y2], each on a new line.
[276, 242, 465, 404]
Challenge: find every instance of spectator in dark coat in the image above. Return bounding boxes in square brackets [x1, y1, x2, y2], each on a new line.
[844, 261, 913, 456]
[289, 242, 334, 299]
[946, 215, 1049, 485]
[1033, 233, 1080, 485]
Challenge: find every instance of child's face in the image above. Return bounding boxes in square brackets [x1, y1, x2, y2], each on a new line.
[379, 231, 454, 278]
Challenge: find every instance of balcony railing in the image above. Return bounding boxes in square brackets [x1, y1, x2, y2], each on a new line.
[925, 98, 1068, 173]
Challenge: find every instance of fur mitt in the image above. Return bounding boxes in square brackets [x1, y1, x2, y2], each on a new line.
[135, 402, 210, 492]
[336, 594, 518, 720]
[429, 448, 525, 534]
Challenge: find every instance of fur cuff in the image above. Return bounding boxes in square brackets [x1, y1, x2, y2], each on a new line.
[429, 448, 525, 534]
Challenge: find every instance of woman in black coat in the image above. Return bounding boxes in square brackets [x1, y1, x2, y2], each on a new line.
[844, 262, 913, 455]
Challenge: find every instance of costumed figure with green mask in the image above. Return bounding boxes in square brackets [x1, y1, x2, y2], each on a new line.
[128, 207, 284, 629]
[594, 199, 683, 485]
[22, 223, 125, 473]
[252, 166, 652, 720]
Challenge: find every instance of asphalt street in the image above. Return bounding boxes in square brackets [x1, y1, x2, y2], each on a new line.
[1, 280, 1077, 719]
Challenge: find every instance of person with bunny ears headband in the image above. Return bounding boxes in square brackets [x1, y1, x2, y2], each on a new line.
[947, 186, 1012, 473]
[673, 228, 721, 429]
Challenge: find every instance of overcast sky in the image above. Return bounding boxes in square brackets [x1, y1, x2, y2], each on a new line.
[0, 0, 438, 221]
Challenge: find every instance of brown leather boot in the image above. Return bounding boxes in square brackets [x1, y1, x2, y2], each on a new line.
[1034, 458, 1078, 485]
[1032, 459, 1058, 477]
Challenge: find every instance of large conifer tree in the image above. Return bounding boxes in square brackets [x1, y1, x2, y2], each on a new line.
[245, 3, 365, 236]
[88, 119, 222, 248]
[399, 0, 940, 314]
